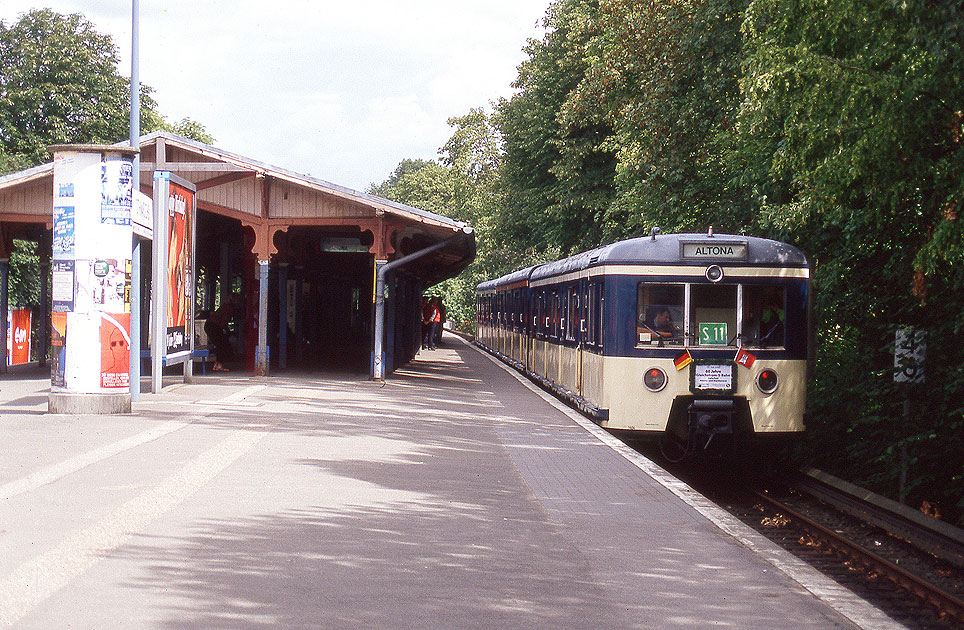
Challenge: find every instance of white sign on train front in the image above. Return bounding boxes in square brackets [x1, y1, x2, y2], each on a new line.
[682, 242, 746, 259]
[694, 363, 733, 390]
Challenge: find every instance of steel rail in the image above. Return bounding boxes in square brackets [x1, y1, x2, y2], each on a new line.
[793, 468, 964, 570]
[752, 489, 964, 625]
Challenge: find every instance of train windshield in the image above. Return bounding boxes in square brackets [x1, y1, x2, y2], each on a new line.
[691, 284, 738, 346]
[741, 285, 785, 348]
[637, 282, 786, 348]
[637, 284, 684, 346]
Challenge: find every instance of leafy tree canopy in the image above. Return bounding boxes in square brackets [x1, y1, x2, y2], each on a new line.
[0, 9, 213, 173]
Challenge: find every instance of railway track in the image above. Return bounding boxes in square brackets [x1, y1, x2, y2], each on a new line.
[751, 472, 964, 629]
[720, 468, 964, 629]
[623, 439, 964, 629]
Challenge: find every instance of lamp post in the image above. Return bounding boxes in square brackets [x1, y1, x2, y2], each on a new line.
[129, 0, 142, 401]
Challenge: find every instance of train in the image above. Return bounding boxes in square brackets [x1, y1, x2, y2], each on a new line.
[475, 230, 810, 460]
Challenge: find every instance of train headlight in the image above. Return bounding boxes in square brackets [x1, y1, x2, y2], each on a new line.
[643, 367, 668, 392]
[756, 368, 779, 394]
[705, 265, 724, 283]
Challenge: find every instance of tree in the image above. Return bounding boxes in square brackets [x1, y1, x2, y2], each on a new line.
[369, 109, 512, 330]
[495, 0, 616, 258]
[737, 0, 964, 516]
[0, 9, 130, 164]
[0, 145, 29, 176]
[164, 117, 216, 145]
[0, 9, 214, 168]
[565, 0, 752, 239]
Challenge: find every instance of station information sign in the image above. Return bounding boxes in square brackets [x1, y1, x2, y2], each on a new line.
[894, 326, 925, 384]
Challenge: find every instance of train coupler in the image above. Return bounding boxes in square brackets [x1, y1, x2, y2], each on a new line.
[688, 399, 735, 453]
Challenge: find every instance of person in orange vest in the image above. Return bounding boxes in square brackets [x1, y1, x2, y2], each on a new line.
[423, 297, 441, 350]
[435, 297, 446, 347]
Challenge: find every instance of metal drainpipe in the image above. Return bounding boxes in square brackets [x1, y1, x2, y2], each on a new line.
[372, 226, 473, 380]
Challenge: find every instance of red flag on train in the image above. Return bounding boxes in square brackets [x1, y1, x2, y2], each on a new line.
[673, 350, 693, 370]
[734, 347, 756, 368]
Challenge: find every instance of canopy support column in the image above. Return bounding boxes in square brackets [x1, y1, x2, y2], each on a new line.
[256, 259, 270, 376]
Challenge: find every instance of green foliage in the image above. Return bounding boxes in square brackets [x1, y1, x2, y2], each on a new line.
[0, 145, 30, 176]
[7, 239, 41, 307]
[494, 0, 616, 258]
[568, 0, 754, 238]
[163, 117, 216, 144]
[369, 109, 512, 331]
[736, 0, 964, 518]
[0, 9, 213, 169]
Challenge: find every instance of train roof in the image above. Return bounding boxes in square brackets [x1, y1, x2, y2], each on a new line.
[477, 233, 808, 289]
[478, 264, 540, 291]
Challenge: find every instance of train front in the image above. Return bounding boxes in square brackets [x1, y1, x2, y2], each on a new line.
[601, 234, 810, 460]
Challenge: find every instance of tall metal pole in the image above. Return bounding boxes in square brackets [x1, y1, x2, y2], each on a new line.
[129, 0, 142, 400]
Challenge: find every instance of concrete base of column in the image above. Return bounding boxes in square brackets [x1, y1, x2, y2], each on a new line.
[48, 392, 132, 414]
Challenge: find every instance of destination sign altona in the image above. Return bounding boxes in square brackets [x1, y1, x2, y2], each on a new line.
[682, 241, 747, 260]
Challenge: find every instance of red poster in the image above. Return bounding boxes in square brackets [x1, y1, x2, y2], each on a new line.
[7, 309, 31, 365]
[100, 313, 130, 388]
[166, 182, 192, 355]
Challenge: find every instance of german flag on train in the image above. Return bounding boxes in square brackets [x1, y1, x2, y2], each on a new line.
[734, 347, 756, 368]
[673, 350, 693, 370]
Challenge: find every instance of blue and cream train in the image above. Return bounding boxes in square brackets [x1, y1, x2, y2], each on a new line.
[475, 231, 810, 459]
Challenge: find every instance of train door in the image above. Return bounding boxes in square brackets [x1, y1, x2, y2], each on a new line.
[578, 280, 586, 396]
[524, 288, 532, 372]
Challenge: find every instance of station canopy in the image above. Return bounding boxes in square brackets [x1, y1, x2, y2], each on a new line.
[0, 131, 475, 281]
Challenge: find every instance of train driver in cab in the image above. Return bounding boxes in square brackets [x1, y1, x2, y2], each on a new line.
[643, 306, 679, 341]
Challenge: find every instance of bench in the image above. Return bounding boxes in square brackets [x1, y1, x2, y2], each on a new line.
[140, 346, 211, 374]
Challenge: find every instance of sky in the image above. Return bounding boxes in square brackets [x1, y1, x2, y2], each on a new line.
[0, 0, 550, 191]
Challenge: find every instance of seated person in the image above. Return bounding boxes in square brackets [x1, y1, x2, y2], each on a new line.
[759, 295, 785, 346]
[643, 306, 678, 339]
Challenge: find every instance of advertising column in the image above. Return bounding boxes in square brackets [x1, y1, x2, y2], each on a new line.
[49, 145, 137, 414]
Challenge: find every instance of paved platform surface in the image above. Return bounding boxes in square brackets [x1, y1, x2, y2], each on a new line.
[0, 336, 905, 629]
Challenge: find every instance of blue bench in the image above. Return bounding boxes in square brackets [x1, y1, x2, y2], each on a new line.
[140, 347, 211, 374]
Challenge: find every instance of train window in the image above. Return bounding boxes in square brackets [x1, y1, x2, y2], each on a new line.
[536, 290, 546, 338]
[567, 286, 579, 341]
[690, 284, 738, 346]
[561, 290, 569, 338]
[513, 289, 522, 331]
[637, 284, 684, 346]
[741, 286, 785, 348]
[586, 283, 595, 346]
[551, 291, 560, 339]
[597, 283, 604, 347]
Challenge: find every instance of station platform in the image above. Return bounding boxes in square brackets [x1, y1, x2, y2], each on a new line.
[0, 335, 905, 629]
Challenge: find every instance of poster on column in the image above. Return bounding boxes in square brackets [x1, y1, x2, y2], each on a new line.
[166, 180, 193, 356]
[101, 156, 133, 226]
[51, 312, 67, 387]
[100, 313, 130, 388]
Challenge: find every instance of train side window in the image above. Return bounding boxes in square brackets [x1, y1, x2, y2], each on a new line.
[637, 284, 684, 346]
[741, 286, 785, 348]
[551, 290, 560, 339]
[567, 286, 579, 342]
[597, 283, 604, 348]
[586, 283, 595, 346]
[690, 284, 738, 346]
[513, 289, 522, 331]
[561, 290, 569, 339]
[536, 290, 545, 339]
